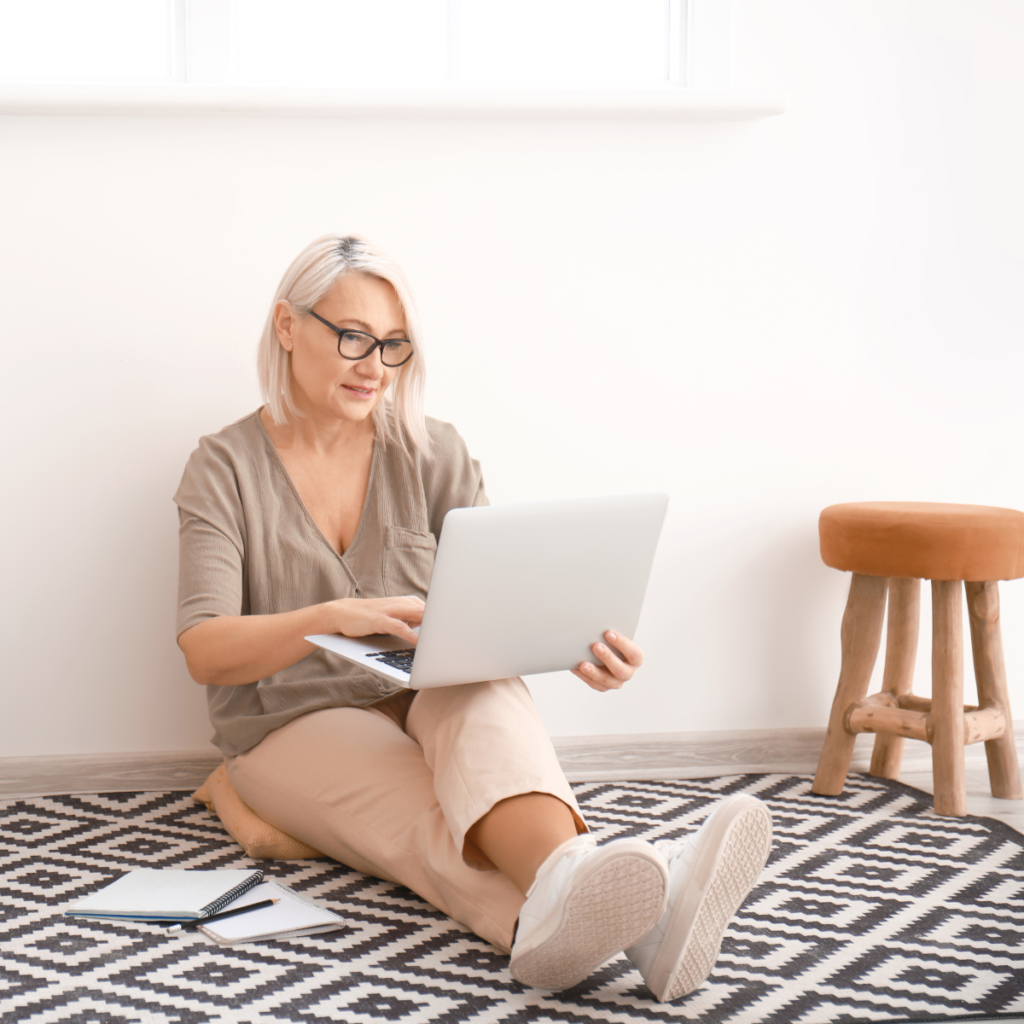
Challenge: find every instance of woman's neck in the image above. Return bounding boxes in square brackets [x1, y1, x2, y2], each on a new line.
[259, 405, 375, 457]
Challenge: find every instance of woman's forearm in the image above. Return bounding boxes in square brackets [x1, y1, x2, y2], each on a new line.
[177, 595, 425, 687]
[178, 604, 337, 687]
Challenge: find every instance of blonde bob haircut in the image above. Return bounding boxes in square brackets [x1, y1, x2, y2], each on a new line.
[257, 234, 430, 456]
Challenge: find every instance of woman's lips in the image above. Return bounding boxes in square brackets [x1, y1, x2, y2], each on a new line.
[342, 384, 376, 399]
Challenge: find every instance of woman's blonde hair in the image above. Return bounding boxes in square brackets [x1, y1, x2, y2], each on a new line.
[257, 234, 430, 455]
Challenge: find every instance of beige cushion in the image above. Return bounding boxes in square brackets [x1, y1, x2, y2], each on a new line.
[192, 763, 322, 860]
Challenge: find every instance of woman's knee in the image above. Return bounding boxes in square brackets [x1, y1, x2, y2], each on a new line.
[409, 676, 533, 726]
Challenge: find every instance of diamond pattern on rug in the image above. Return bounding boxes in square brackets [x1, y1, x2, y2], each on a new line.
[3, 774, 1024, 1024]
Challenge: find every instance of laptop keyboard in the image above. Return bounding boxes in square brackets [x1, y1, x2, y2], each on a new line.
[367, 649, 416, 673]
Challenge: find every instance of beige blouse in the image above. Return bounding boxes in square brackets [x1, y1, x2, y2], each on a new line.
[173, 409, 487, 757]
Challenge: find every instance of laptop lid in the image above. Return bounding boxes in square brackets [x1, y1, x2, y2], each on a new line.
[408, 492, 667, 687]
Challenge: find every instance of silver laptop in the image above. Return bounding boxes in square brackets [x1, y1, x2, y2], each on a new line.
[306, 493, 667, 688]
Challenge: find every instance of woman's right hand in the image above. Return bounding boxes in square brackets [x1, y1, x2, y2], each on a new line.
[329, 596, 425, 646]
[179, 595, 426, 687]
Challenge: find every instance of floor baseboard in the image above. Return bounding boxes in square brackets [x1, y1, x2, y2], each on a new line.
[4, 726, 1020, 799]
[551, 726, 1014, 782]
[0, 750, 223, 799]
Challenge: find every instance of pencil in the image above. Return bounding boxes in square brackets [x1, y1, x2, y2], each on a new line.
[166, 898, 280, 932]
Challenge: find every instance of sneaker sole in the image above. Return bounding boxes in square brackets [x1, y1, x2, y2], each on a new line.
[649, 796, 772, 1002]
[510, 841, 668, 991]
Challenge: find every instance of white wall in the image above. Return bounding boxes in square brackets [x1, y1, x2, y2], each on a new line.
[3, 0, 1024, 757]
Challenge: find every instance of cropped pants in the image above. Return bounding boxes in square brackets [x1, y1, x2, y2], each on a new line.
[226, 677, 587, 952]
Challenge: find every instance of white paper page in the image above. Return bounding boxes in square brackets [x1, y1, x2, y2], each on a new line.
[199, 882, 344, 943]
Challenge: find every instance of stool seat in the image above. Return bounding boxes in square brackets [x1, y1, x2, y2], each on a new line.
[820, 502, 1024, 582]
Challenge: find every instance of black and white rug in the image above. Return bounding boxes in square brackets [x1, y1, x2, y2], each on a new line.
[3, 773, 1024, 1024]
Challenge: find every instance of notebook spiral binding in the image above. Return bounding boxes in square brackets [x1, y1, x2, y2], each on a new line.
[199, 870, 264, 918]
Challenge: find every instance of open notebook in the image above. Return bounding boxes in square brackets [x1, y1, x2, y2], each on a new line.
[65, 868, 264, 921]
[197, 881, 346, 945]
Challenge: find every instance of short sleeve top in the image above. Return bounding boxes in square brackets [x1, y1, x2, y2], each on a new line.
[173, 409, 487, 757]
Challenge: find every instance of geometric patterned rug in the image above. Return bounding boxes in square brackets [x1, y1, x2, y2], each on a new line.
[3, 773, 1024, 1024]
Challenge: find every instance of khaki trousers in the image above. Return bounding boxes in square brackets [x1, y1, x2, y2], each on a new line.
[226, 677, 586, 952]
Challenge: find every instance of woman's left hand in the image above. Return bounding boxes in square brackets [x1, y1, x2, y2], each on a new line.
[571, 630, 644, 692]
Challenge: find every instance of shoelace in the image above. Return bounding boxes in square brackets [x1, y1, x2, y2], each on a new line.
[562, 834, 598, 858]
[655, 836, 695, 868]
[523, 834, 599, 901]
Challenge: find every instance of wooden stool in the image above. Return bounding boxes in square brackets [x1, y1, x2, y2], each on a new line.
[812, 502, 1024, 816]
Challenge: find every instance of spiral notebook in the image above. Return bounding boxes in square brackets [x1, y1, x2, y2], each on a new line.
[65, 868, 264, 922]
[197, 881, 346, 945]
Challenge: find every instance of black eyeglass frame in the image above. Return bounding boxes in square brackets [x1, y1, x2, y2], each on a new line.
[307, 309, 414, 367]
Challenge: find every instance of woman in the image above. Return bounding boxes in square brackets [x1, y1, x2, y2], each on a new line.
[174, 235, 772, 1001]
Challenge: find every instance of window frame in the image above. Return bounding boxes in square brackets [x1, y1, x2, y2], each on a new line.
[181, 0, 733, 90]
[0, 0, 788, 119]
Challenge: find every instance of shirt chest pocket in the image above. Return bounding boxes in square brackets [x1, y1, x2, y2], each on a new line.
[382, 525, 437, 599]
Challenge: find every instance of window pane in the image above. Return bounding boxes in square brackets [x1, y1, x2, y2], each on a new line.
[458, 0, 670, 86]
[231, 0, 449, 86]
[0, 0, 173, 82]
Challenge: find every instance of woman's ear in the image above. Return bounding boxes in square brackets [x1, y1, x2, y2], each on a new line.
[274, 300, 297, 352]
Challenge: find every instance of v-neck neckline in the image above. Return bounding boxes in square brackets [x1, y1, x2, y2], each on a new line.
[255, 408, 380, 564]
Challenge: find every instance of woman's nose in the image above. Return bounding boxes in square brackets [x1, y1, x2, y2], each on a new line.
[356, 347, 386, 377]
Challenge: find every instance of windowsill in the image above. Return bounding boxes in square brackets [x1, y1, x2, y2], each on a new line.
[0, 84, 787, 119]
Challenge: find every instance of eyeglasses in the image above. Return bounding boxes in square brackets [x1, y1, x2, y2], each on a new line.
[307, 310, 414, 367]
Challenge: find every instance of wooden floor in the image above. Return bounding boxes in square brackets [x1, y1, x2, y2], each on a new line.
[5, 731, 1024, 831]
[898, 765, 1024, 834]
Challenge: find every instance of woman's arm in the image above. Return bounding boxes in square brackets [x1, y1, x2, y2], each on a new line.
[177, 596, 424, 687]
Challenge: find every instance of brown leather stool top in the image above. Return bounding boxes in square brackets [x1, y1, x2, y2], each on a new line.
[820, 502, 1024, 582]
[813, 502, 1024, 816]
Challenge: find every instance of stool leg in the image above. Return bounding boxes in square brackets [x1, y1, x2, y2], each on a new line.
[931, 580, 967, 817]
[870, 577, 921, 780]
[813, 573, 888, 796]
[966, 581, 1023, 800]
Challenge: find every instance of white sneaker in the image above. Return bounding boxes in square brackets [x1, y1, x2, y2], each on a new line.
[624, 795, 772, 1002]
[509, 833, 669, 991]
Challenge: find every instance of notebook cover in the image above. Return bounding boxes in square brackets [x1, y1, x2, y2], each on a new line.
[64, 868, 264, 921]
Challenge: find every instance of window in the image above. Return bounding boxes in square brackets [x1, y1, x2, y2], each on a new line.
[0, 0, 182, 83]
[0, 0, 734, 89]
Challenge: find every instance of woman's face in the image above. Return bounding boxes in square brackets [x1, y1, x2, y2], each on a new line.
[275, 272, 407, 426]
